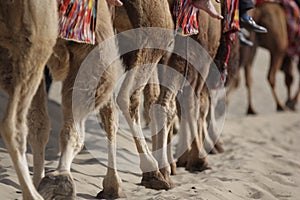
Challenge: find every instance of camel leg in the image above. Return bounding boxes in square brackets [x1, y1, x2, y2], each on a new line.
[268, 53, 287, 111]
[143, 68, 160, 127]
[243, 45, 258, 115]
[167, 123, 177, 175]
[0, 38, 55, 200]
[116, 0, 173, 190]
[292, 60, 300, 108]
[201, 90, 218, 155]
[1, 74, 46, 200]
[117, 58, 171, 190]
[184, 87, 210, 172]
[285, 57, 300, 110]
[281, 55, 293, 100]
[150, 82, 177, 188]
[39, 42, 121, 199]
[97, 99, 126, 199]
[38, 56, 88, 199]
[207, 89, 225, 153]
[38, 1, 123, 198]
[27, 78, 50, 188]
[0, 1, 57, 199]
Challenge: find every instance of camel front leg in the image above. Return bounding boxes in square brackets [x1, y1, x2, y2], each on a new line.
[268, 53, 287, 111]
[1, 83, 45, 200]
[143, 68, 160, 127]
[182, 86, 209, 172]
[27, 77, 50, 188]
[287, 57, 300, 110]
[97, 99, 126, 199]
[38, 67, 86, 199]
[117, 59, 171, 190]
[293, 60, 300, 107]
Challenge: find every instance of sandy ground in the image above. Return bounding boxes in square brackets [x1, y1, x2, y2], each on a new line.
[0, 48, 300, 199]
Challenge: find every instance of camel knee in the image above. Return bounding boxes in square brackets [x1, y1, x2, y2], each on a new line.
[27, 109, 50, 147]
[59, 124, 84, 155]
[0, 120, 27, 154]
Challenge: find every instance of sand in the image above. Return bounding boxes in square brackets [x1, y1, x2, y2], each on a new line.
[0, 47, 300, 199]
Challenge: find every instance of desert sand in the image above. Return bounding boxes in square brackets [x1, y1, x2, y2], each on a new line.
[0, 48, 300, 199]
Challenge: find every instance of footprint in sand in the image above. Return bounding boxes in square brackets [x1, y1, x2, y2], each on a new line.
[248, 187, 263, 199]
[266, 171, 297, 187]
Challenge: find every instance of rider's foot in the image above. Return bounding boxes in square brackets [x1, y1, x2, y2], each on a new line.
[192, 0, 223, 20]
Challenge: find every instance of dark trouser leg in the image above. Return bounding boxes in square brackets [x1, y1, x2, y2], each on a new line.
[239, 0, 254, 16]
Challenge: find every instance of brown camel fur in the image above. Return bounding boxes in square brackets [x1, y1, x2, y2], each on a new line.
[281, 52, 300, 110]
[39, 0, 175, 198]
[150, 0, 222, 180]
[114, 0, 222, 186]
[0, 1, 58, 199]
[1, 0, 125, 199]
[240, 3, 289, 114]
[113, 0, 175, 191]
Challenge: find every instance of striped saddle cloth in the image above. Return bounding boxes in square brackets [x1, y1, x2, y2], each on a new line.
[58, 0, 97, 44]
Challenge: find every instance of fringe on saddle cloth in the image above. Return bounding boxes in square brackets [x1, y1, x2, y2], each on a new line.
[58, 0, 97, 44]
[224, 0, 240, 41]
[173, 0, 240, 39]
[173, 0, 199, 36]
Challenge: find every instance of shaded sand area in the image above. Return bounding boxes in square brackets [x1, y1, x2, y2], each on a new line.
[0, 48, 300, 199]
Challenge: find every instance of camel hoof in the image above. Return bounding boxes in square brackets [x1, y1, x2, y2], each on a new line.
[38, 171, 76, 200]
[247, 106, 257, 115]
[176, 151, 189, 168]
[141, 171, 171, 190]
[208, 147, 219, 154]
[186, 159, 211, 172]
[214, 141, 224, 153]
[285, 99, 297, 111]
[277, 104, 289, 112]
[96, 190, 126, 199]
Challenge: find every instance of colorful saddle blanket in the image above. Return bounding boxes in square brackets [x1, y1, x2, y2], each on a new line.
[223, 0, 240, 41]
[256, 0, 300, 57]
[173, 0, 240, 39]
[58, 0, 97, 44]
[281, 0, 300, 57]
[173, 0, 199, 36]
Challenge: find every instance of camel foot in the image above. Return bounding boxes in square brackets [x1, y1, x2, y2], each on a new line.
[97, 172, 126, 199]
[170, 162, 177, 175]
[247, 106, 257, 115]
[277, 104, 289, 112]
[285, 99, 297, 111]
[214, 141, 224, 153]
[96, 190, 126, 199]
[208, 147, 219, 154]
[176, 150, 189, 168]
[186, 159, 211, 172]
[38, 171, 76, 200]
[159, 168, 175, 189]
[141, 171, 171, 190]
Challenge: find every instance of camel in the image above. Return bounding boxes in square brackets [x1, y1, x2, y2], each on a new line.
[0, 0, 126, 199]
[0, 0, 222, 199]
[114, 0, 223, 186]
[148, 0, 222, 180]
[238, 3, 300, 114]
[39, 0, 175, 198]
[0, 1, 58, 199]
